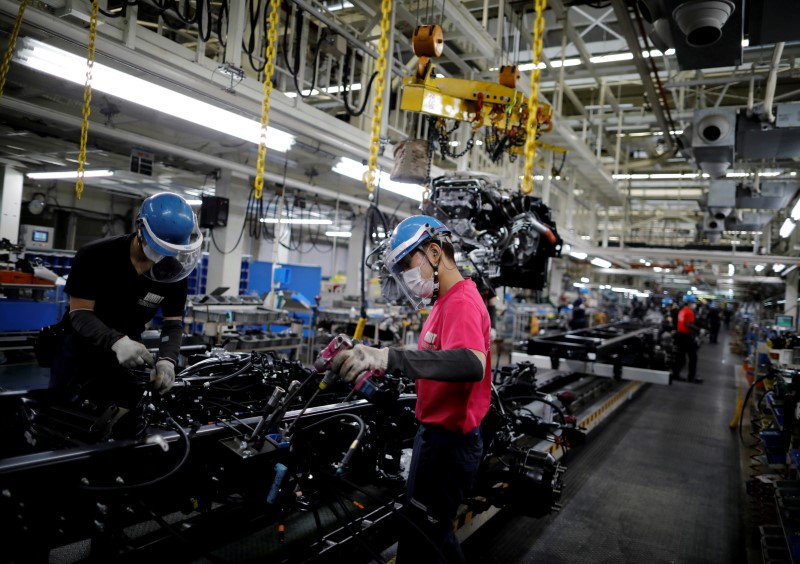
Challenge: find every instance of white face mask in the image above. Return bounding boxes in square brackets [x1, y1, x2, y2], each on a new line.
[402, 264, 434, 299]
[141, 239, 165, 263]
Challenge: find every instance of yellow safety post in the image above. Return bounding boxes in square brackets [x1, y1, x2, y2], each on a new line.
[254, 0, 281, 201]
[75, 0, 100, 201]
[363, 0, 392, 193]
[0, 0, 27, 99]
[520, 0, 547, 195]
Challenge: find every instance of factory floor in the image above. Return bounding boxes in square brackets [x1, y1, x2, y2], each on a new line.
[461, 330, 746, 564]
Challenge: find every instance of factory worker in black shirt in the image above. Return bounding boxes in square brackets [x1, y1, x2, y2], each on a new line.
[50, 193, 203, 407]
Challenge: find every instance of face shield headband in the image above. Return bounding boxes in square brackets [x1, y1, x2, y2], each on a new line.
[139, 216, 204, 283]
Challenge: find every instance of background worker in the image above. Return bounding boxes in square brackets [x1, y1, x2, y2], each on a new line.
[50, 192, 203, 409]
[673, 294, 702, 384]
[330, 215, 491, 564]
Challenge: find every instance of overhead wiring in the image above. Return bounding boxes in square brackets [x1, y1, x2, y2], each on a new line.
[282, 6, 327, 99]
[341, 48, 380, 117]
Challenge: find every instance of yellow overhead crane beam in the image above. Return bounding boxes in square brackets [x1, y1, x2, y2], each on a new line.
[400, 60, 554, 136]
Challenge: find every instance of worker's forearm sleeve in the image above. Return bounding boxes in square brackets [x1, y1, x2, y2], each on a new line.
[158, 320, 183, 364]
[69, 309, 125, 349]
[387, 348, 484, 382]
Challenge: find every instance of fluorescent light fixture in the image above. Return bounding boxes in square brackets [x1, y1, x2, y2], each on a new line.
[639, 259, 646, 264]
[26, 169, 114, 179]
[573, 282, 586, 288]
[569, 251, 588, 260]
[332, 157, 424, 201]
[728, 264, 735, 276]
[17, 38, 295, 152]
[580, 235, 592, 240]
[590, 52, 633, 64]
[653, 266, 663, 272]
[580, 277, 590, 283]
[774, 263, 786, 273]
[645, 262, 651, 266]
[791, 199, 800, 221]
[325, 231, 352, 237]
[259, 218, 333, 225]
[590, 257, 612, 269]
[780, 218, 796, 239]
[755, 264, 766, 272]
[325, 1, 354, 11]
[741, 38, 750, 47]
[611, 287, 627, 293]
[185, 199, 202, 206]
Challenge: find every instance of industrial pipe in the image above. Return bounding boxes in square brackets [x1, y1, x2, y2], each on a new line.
[762, 42, 785, 123]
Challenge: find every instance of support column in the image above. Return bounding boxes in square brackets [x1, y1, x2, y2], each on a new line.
[566, 170, 576, 237]
[345, 214, 367, 297]
[785, 269, 799, 324]
[207, 170, 246, 296]
[602, 205, 610, 248]
[541, 152, 553, 206]
[0, 167, 23, 244]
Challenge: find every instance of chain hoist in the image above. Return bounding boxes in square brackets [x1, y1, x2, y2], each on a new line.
[254, 0, 281, 201]
[364, 0, 392, 194]
[75, 0, 100, 201]
[520, 0, 547, 195]
[0, 0, 27, 100]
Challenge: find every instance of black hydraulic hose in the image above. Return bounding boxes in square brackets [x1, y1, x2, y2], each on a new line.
[502, 395, 567, 423]
[202, 362, 254, 388]
[738, 374, 769, 445]
[328, 492, 387, 564]
[139, 501, 232, 564]
[328, 475, 449, 563]
[79, 418, 191, 492]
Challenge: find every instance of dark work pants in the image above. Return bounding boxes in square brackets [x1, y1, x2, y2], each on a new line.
[395, 424, 483, 564]
[709, 323, 721, 344]
[673, 332, 698, 381]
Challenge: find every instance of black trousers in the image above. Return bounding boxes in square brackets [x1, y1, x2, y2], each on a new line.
[673, 332, 698, 381]
[395, 424, 483, 564]
[709, 323, 721, 343]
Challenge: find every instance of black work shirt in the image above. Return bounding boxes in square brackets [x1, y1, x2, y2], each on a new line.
[65, 234, 188, 340]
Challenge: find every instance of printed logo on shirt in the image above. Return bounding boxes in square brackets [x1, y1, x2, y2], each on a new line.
[137, 292, 165, 308]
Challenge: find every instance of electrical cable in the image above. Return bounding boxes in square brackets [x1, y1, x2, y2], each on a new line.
[341, 48, 380, 117]
[502, 395, 567, 423]
[210, 189, 252, 255]
[281, 6, 327, 99]
[79, 417, 191, 492]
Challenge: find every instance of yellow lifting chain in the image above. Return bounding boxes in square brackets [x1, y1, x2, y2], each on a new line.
[254, 0, 281, 201]
[0, 0, 27, 99]
[75, 0, 100, 201]
[520, 0, 547, 195]
[363, 0, 392, 194]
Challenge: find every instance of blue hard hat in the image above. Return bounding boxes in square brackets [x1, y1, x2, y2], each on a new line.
[137, 193, 203, 283]
[384, 215, 451, 274]
[138, 193, 197, 255]
[684, 294, 697, 303]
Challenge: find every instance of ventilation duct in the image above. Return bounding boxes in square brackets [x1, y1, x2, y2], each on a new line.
[664, 0, 744, 71]
[737, 110, 800, 160]
[691, 107, 737, 179]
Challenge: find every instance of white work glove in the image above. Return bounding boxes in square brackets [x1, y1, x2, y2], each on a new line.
[331, 344, 389, 383]
[111, 336, 155, 369]
[150, 359, 176, 394]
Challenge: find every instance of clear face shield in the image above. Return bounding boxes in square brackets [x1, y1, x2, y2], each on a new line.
[383, 227, 442, 310]
[139, 216, 204, 283]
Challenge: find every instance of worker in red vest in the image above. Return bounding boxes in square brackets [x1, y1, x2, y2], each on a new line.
[673, 294, 702, 384]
